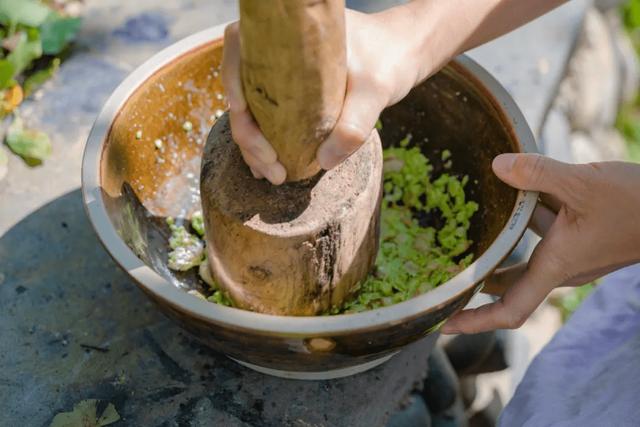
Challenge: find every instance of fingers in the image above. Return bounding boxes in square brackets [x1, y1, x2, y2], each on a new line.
[240, 146, 286, 185]
[441, 235, 565, 334]
[229, 110, 278, 164]
[221, 22, 246, 113]
[316, 78, 387, 170]
[481, 202, 557, 297]
[492, 153, 575, 202]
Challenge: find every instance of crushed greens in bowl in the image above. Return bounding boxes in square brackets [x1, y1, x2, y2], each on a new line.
[166, 134, 478, 314]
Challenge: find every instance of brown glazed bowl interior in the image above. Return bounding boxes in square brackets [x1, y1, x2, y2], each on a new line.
[82, 25, 538, 377]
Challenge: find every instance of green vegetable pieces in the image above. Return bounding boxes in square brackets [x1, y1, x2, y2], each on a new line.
[167, 217, 204, 271]
[338, 139, 478, 313]
[190, 210, 205, 237]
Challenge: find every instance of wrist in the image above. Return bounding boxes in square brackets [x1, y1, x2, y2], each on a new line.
[371, 2, 441, 94]
[385, 0, 470, 84]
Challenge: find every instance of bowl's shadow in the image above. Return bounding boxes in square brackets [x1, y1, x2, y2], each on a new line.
[0, 189, 436, 426]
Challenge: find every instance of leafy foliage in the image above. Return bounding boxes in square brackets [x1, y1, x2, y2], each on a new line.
[0, 0, 51, 28]
[0, 0, 82, 173]
[622, 0, 640, 32]
[617, 1, 640, 163]
[5, 115, 51, 165]
[0, 60, 16, 89]
[551, 283, 596, 322]
[40, 15, 81, 55]
[6, 31, 43, 75]
[49, 399, 120, 427]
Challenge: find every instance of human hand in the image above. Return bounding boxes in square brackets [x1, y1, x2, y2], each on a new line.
[442, 153, 640, 334]
[221, 6, 426, 184]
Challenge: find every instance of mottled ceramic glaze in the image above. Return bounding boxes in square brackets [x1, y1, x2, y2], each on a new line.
[82, 25, 538, 374]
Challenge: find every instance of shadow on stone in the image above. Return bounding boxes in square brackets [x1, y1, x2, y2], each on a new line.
[0, 188, 437, 426]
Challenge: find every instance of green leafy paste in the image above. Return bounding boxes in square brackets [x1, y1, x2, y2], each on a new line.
[167, 136, 478, 314]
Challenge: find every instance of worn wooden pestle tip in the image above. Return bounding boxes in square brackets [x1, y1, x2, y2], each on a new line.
[200, 0, 383, 315]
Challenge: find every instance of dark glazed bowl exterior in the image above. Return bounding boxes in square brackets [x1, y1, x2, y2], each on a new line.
[82, 25, 538, 376]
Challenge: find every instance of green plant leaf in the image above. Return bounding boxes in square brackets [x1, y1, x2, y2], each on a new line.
[5, 116, 51, 165]
[97, 403, 121, 426]
[40, 16, 81, 55]
[0, 0, 51, 27]
[0, 59, 16, 89]
[23, 57, 59, 96]
[49, 399, 121, 427]
[551, 283, 596, 322]
[6, 32, 43, 75]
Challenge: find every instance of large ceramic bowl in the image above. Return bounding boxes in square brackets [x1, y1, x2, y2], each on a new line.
[82, 24, 538, 379]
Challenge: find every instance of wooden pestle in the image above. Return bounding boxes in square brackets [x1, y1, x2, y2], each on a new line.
[200, 0, 383, 315]
[240, 0, 347, 181]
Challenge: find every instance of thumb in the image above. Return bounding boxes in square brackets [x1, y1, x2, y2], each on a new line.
[492, 153, 574, 201]
[316, 81, 387, 170]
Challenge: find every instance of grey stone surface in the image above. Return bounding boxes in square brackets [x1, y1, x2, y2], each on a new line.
[595, 0, 626, 10]
[421, 347, 459, 414]
[0, 188, 436, 426]
[0, 0, 591, 425]
[540, 107, 574, 163]
[470, 0, 591, 136]
[570, 128, 628, 163]
[608, 9, 640, 105]
[385, 395, 432, 427]
[556, 7, 620, 132]
[443, 332, 496, 376]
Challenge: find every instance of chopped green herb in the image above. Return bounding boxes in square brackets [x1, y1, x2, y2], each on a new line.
[207, 290, 233, 306]
[399, 133, 412, 147]
[191, 210, 205, 236]
[135, 130, 142, 140]
[167, 217, 204, 271]
[335, 139, 477, 313]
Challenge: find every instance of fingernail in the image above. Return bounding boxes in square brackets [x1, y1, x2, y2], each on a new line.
[317, 139, 349, 170]
[493, 153, 517, 175]
[265, 162, 286, 186]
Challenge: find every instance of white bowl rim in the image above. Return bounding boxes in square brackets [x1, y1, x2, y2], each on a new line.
[82, 23, 538, 336]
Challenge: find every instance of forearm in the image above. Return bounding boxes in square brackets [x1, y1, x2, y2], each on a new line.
[384, 0, 568, 83]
